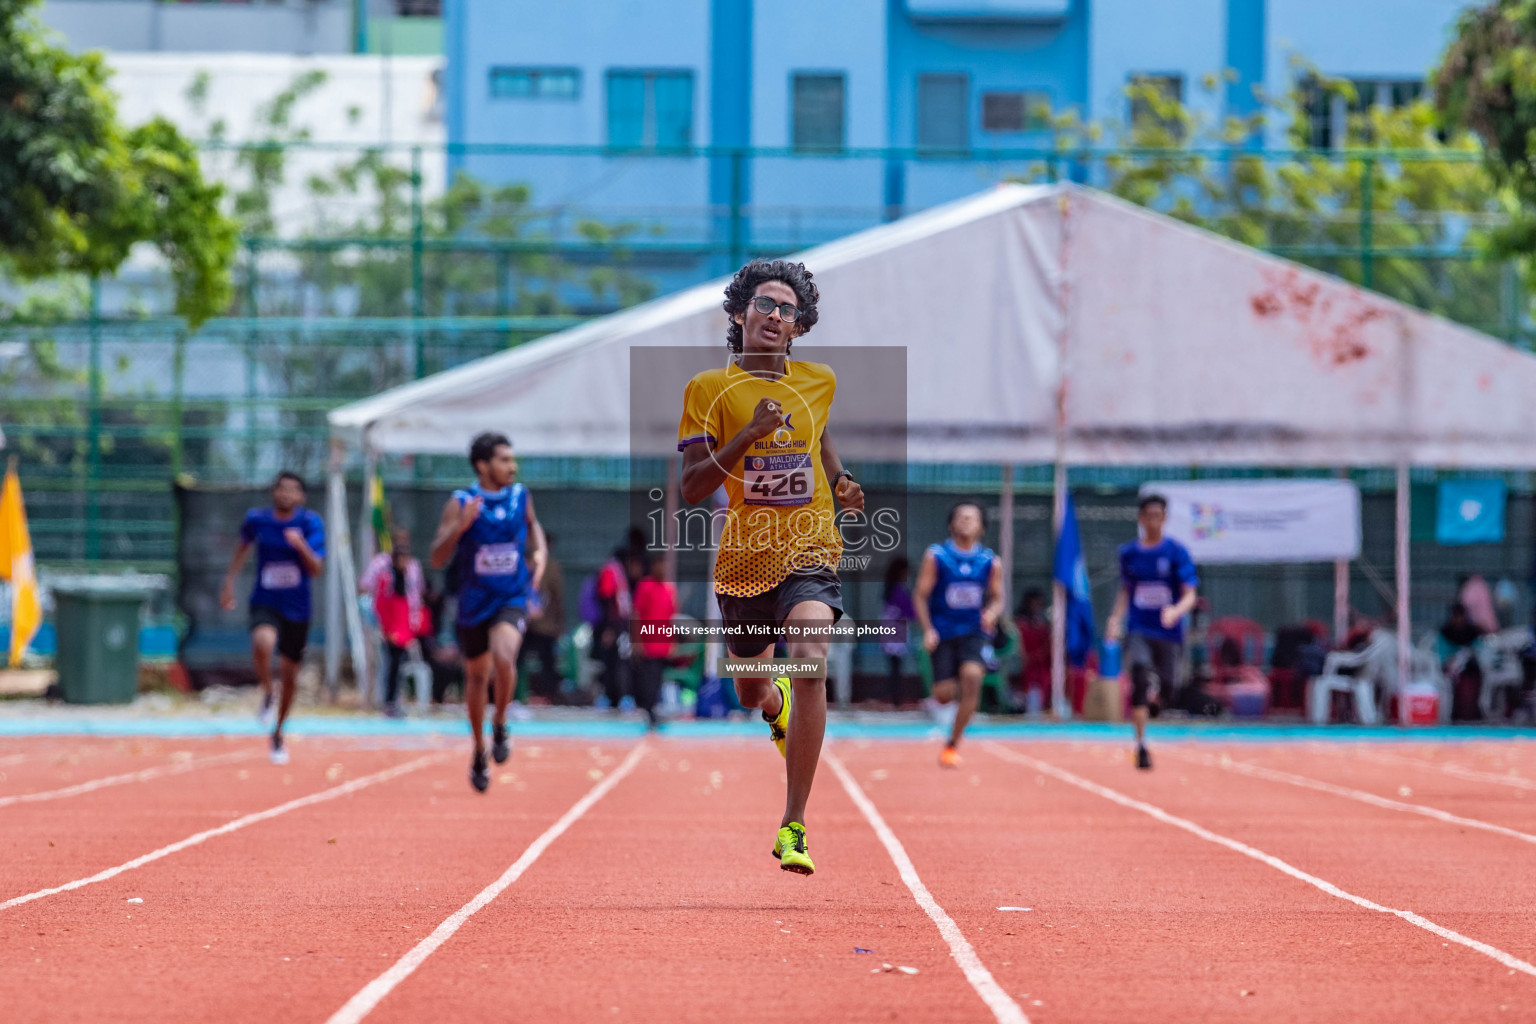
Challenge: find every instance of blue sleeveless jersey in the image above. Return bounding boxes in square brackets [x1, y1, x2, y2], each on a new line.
[453, 482, 532, 626]
[926, 540, 995, 640]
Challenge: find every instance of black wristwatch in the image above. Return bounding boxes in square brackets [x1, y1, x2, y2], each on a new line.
[831, 469, 855, 489]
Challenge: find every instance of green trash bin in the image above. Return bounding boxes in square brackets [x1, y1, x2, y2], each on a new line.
[51, 576, 160, 705]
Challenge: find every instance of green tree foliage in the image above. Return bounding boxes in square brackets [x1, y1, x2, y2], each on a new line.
[0, 0, 237, 326]
[1434, 0, 1536, 260]
[1038, 69, 1507, 334]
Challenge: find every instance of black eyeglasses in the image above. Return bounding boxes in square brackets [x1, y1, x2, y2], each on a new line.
[748, 295, 801, 323]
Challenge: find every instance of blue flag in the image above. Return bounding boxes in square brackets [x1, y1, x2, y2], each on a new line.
[1053, 491, 1095, 667]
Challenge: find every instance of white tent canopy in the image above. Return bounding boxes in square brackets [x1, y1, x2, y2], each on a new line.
[327, 184, 1536, 715]
[330, 183, 1536, 468]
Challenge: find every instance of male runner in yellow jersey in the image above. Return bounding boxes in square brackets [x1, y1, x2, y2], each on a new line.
[678, 259, 864, 875]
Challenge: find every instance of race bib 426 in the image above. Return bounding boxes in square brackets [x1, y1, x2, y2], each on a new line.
[743, 453, 814, 507]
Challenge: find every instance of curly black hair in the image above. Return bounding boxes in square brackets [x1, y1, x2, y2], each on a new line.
[722, 259, 820, 354]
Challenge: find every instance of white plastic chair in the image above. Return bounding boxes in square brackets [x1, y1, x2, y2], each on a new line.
[1477, 628, 1530, 720]
[1307, 631, 1394, 725]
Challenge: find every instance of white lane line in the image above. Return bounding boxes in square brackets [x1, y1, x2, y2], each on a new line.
[825, 750, 1030, 1024]
[324, 742, 649, 1024]
[0, 749, 263, 808]
[1164, 749, 1536, 847]
[983, 742, 1536, 980]
[1353, 748, 1536, 793]
[0, 754, 30, 768]
[1, 752, 446, 911]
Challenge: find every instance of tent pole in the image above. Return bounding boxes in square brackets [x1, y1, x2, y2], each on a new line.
[998, 463, 1014, 620]
[1050, 459, 1067, 720]
[1395, 459, 1411, 726]
[1334, 467, 1350, 645]
[664, 457, 680, 583]
[324, 441, 345, 702]
[357, 446, 379, 707]
[1333, 558, 1350, 646]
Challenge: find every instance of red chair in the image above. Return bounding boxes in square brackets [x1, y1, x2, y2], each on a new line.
[1206, 616, 1271, 716]
[1268, 620, 1330, 710]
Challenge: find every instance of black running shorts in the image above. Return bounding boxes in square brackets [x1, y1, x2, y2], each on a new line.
[457, 606, 527, 661]
[930, 632, 987, 683]
[716, 569, 844, 658]
[250, 605, 309, 663]
[1125, 632, 1181, 708]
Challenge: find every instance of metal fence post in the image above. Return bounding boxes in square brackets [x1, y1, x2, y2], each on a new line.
[1360, 153, 1375, 290]
[411, 145, 425, 379]
[170, 327, 187, 481]
[728, 148, 745, 269]
[243, 240, 259, 474]
[86, 276, 102, 562]
[496, 248, 512, 317]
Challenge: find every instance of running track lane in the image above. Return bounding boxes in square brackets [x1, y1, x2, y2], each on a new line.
[833, 740, 1531, 1024]
[0, 741, 624, 1024]
[0, 746, 440, 900]
[343, 739, 1015, 1024]
[985, 741, 1536, 1022]
[0, 738, 252, 794]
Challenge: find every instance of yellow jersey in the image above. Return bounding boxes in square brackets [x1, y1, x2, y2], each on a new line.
[677, 359, 842, 597]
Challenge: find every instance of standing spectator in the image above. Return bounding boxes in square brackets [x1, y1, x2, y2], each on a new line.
[630, 551, 678, 727]
[879, 557, 914, 707]
[519, 531, 566, 700]
[592, 538, 639, 708]
[359, 526, 429, 718]
[1013, 588, 1051, 713]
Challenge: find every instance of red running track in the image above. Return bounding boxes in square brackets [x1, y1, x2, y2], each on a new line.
[3, 735, 1536, 1023]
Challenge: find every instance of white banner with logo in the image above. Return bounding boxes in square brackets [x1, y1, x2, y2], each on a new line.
[1139, 480, 1361, 563]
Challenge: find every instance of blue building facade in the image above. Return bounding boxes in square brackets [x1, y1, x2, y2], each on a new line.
[444, 0, 1470, 268]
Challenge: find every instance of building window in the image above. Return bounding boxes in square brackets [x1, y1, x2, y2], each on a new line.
[1128, 74, 1184, 138]
[607, 70, 694, 150]
[1302, 76, 1423, 148]
[981, 91, 1050, 133]
[917, 73, 968, 151]
[393, 0, 442, 15]
[792, 73, 846, 152]
[489, 67, 580, 100]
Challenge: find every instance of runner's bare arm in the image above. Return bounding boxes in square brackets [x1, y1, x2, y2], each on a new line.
[1162, 584, 1199, 630]
[282, 528, 323, 577]
[219, 541, 253, 611]
[819, 431, 864, 511]
[429, 495, 477, 569]
[679, 397, 783, 503]
[911, 549, 940, 651]
[525, 492, 548, 591]
[1106, 586, 1129, 640]
[982, 556, 1006, 633]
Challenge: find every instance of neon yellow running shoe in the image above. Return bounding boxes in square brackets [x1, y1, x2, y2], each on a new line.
[773, 821, 815, 875]
[764, 676, 791, 758]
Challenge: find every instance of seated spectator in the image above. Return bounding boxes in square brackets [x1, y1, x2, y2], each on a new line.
[1440, 601, 1487, 721]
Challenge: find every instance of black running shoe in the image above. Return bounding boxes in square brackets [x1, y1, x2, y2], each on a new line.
[491, 723, 511, 764]
[470, 749, 490, 792]
[1136, 745, 1152, 771]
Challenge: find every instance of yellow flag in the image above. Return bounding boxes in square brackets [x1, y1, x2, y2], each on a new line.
[0, 464, 42, 667]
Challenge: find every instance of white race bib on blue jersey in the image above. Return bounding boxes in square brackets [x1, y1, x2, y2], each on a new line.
[1132, 581, 1173, 610]
[474, 543, 521, 576]
[260, 563, 303, 590]
[944, 582, 985, 610]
